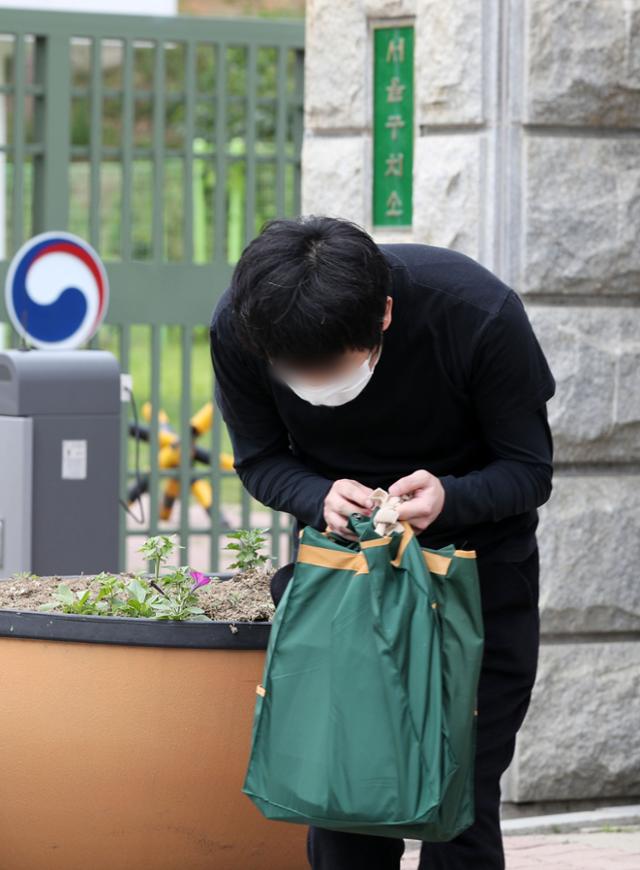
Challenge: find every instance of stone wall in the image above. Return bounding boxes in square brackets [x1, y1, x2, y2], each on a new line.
[303, 0, 640, 809]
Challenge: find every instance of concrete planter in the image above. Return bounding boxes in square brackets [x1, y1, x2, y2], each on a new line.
[0, 574, 307, 870]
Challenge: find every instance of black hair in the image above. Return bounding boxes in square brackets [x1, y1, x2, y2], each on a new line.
[229, 215, 391, 368]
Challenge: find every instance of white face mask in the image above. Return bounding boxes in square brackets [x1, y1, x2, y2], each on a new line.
[280, 346, 381, 407]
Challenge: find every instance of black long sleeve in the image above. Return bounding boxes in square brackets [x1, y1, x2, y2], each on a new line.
[427, 289, 555, 532]
[209, 311, 334, 529]
[432, 404, 553, 530]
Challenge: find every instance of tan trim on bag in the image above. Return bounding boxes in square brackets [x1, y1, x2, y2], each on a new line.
[297, 543, 369, 575]
[423, 550, 475, 573]
[360, 537, 392, 548]
[390, 521, 415, 567]
[423, 552, 453, 575]
[297, 539, 477, 577]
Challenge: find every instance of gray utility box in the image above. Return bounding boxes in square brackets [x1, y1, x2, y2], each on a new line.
[0, 349, 121, 579]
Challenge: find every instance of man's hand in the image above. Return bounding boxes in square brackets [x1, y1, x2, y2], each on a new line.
[323, 479, 374, 541]
[388, 469, 446, 533]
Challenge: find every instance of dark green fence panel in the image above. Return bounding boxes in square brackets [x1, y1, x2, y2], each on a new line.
[0, 9, 304, 574]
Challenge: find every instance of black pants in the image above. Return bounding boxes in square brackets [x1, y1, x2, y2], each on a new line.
[270, 544, 541, 870]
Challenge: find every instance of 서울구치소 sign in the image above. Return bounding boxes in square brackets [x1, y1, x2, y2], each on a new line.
[372, 25, 414, 228]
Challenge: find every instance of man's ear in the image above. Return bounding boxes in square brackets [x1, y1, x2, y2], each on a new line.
[382, 295, 393, 331]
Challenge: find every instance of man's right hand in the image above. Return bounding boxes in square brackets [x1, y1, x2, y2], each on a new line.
[323, 479, 375, 541]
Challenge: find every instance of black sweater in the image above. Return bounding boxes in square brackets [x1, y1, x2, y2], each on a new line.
[209, 242, 556, 562]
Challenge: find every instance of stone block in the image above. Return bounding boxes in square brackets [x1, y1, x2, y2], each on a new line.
[528, 306, 640, 463]
[412, 133, 484, 259]
[537, 475, 640, 635]
[522, 136, 640, 296]
[526, 0, 640, 127]
[415, 0, 485, 125]
[364, 0, 415, 15]
[301, 135, 368, 224]
[304, 0, 368, 131]
[502, 642, 640, 802]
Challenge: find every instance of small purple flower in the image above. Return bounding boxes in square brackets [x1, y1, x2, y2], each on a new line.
[189, 570, 211, 593]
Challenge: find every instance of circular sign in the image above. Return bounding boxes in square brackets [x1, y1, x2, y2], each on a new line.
[4, 231, 109, 349]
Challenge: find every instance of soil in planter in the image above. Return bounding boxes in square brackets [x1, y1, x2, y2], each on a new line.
[0, 568, 277, 622]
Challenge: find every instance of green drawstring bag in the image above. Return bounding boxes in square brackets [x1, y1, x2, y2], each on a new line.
[241, 507, 485, 841]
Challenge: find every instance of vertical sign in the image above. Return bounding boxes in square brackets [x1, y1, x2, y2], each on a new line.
[372, 25, 414, 227]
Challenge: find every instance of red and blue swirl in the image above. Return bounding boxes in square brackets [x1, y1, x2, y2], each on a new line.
[5, 232, 108, 348]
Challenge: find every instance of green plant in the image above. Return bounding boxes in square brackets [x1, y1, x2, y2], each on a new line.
[134, 536, 215, 621]
[224, 528, 271, 571]
[116, 576, 163, 619]
[138, 534, 184, 588]
[93, 571, 128, 612]
[11, 571, 39, 582]
[38, 584, 101, 615]
[33, 529, 272, 621]
[149, 566, 211, 622]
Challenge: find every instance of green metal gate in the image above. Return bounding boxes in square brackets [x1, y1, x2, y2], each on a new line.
[0, 8, 304, 573]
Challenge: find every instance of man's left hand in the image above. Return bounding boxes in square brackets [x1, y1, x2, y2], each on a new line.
[388, 469, 446, 533]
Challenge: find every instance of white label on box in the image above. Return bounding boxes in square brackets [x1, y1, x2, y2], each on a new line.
[62, 439, 88, 480]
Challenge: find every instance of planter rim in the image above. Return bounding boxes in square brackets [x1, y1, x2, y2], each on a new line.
[0, 572, 273, 649]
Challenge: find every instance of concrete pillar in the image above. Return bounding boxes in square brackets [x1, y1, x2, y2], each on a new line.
[303, 0, 640, 809]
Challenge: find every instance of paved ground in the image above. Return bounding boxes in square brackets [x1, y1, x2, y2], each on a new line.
[401, 827, 640, 868]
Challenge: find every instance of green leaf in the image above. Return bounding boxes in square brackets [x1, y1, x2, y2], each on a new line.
[55, 584, 76, 606]
[127, 577, 150, 603]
